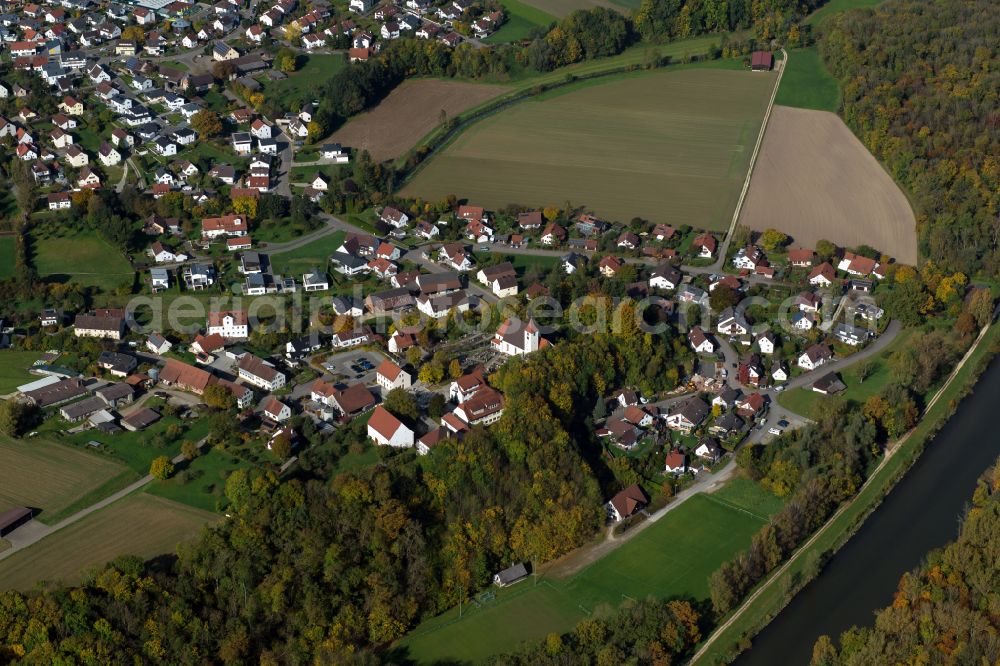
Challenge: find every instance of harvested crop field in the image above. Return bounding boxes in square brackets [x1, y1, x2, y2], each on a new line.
[329, 79, 510, 162]
[0, 494, 217, 591]
[0, 436, 135, 523]
[402, 67, 776, 231]
[740, 105, 917, 264]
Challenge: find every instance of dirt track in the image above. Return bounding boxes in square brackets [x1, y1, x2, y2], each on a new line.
[328, 79, 510, 162]
[739, 105, 918, 264]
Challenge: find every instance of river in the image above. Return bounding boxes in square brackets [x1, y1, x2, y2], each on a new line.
[735, 357, 1000, 665]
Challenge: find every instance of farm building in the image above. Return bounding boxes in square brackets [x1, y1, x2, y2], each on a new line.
[0, 506, 34, 537]
[751, 51, 774, 71]
[493, 563, 528, 587]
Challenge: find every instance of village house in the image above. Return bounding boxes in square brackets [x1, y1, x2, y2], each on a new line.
[207, 310, 249, 339]
[368, 405, 414, 448]
[664, 396, 709, 433]
[798, 343, 833, 370]
[605, 484, 648, 522]
[237, 353, 286, 391]
[688, 326, 715, 354]
[376, 358, 412, 392]
[74, 309, 125, 339]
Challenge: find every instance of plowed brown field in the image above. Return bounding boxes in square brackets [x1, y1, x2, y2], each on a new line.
[740, 105, 917, 264]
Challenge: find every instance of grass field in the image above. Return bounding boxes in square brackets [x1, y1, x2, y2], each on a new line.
[0, 235, 15, 281]
[403, 66, 775, 230]
[805, 0, 887, 25]
[740, 105, 918, 264]
[0, 494, 217, 591]
[0, 436, 136, 525]
[519, 0, 640, 18]
[397, 480, 781, 663]
[779, 329, 914, 417]
[329, 79, 511, 162]
[774, 48, 840, 112]
[38, 408, 209, 476]
[268, 230, 345, 275]
[30, 229, 133, 291]
[261, 54, 346, 108]
[0, 349, 41, 394]
[485, 0, 556, 43]
[146, 446, 252, 512]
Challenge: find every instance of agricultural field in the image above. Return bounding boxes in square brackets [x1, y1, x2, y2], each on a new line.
[0, 350, 41, 394]
[30, 228, 134, 291]
[0, 436, 136, 525]
[739, 106, 918, 264]
[774, 48, 840, 112]
[0, 494, 217, 591]
[397, 480, 781, 663]
[268, 230, 345, 275]
[805, 0, 887, 26]
[328, 79, 511, 162]
[518, 0, 640, 18]
[0, 235, 15, 281]
[485, 0, 556, 42]
[402, 67, 775, 230]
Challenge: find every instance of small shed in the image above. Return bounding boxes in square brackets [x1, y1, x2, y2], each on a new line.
[0, 506, 34, 537]
[493, 563, 529, 587]
[751, 51, 774, 71]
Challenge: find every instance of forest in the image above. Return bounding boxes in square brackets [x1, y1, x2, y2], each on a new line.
[810, 455, 1000, 664]
[820, 0, 1000, 276]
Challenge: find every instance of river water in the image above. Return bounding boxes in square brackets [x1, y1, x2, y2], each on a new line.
[735, 357, 1000, 665]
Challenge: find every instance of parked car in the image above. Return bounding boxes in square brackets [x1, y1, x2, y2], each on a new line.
[768, 426, 783, 436]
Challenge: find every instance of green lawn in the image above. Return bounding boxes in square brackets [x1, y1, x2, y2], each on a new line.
[774, 48, 841, 112]
[403, 66, 775, 230]
[267, 230, 345, 275]
[146, 445, 251, 512]
[30, 229, 133, 291]
[805, 0, 887, 26]
[397, 480, 779, 663]
[289, 164, 346, 183]
[0, 350, 40, 394]
[38, 410, 209, 476]
[203, 89, 230, 114]
[0, 236, 17, 280]
[262, 54, 347, 107]
[485, 0, 556, 44]
[779, 329, 915, 418]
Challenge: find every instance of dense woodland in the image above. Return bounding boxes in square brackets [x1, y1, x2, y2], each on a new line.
[810, 456, 1000, 664]
[820, 0, 1000, 277]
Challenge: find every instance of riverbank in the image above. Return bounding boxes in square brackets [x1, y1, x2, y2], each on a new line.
[690, 320, 1000, 664]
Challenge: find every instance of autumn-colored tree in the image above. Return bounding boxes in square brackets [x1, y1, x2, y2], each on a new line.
[150, 455, 174, 480]
[270, 433, 292, 459]
[180, 440, 199, 461]
[191, 109, 223, 138]
[122, 25, 145, 44]
[448, 358, 462, 379]
[758, 228, 788, 252]
[203, 385, 235, 410]
[232, 196, 258, 218]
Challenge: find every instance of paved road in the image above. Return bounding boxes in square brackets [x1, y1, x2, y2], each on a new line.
[0, 437, 209, 562]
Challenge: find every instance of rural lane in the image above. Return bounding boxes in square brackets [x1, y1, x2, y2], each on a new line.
[0, 438, 209, 562]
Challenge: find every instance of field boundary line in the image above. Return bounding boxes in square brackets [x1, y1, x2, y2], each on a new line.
[716, 48, 787, 265]
[689, 318, 994, 664]
[700, 493, 770, 522]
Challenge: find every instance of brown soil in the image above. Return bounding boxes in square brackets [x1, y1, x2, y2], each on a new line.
[740, 105, 918, 264]
[328, 79, 510, 162]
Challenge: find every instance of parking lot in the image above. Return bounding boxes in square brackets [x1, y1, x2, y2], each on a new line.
[319, 348, 388, 389]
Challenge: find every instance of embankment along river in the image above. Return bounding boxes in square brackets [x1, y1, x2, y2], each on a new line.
[736, 357, 1000, 665]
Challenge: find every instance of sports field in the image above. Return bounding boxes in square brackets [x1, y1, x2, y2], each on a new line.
[402, 67, 776, 230]
[329, 80, 511, 162]
[0, 436, 136, 524]
[30, 229, 133, 291]
[0, 493, 216, 591]
[739, 106, 918, 264]
[397, 479, 780, 663]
